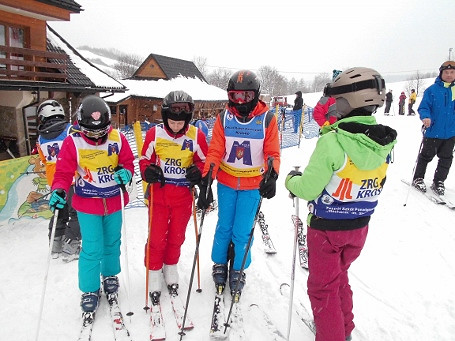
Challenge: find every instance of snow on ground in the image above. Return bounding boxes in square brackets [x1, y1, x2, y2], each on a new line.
[2, 79, 455, 341]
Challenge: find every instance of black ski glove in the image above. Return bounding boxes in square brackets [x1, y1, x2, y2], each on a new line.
[259, 168, 278, 199]
[197, 175, 213, 210]
[144, 164, 165, 187]
[185, 164, 202, 187]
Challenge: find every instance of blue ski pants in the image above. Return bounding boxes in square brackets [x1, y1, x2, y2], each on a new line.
[77, 210, 122, 292]
[211, 183, 260, 270]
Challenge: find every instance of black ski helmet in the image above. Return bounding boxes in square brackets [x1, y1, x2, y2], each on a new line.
[76, 95, 111, 140]
[227, 70, 261, 117]
[161, 90, 194, 134]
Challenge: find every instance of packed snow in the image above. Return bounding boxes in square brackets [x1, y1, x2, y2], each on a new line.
[2, 78, 455, 341]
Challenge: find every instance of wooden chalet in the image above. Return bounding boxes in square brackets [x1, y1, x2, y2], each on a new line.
[0, 0, 126, 160]
[106, 53, 227, 128]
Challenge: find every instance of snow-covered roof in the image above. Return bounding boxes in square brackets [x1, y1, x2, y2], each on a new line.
[46, 25, 126, 91]
[105, 76, 227, 103]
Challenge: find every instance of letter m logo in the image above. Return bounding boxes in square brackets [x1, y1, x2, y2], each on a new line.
[227, 141, 252, 165]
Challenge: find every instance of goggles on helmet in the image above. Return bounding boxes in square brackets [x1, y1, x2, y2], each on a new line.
[38, 100, 61, 114]
[166, 102, 194, 115]
[323, 75, 385, 98]
[228, 90, 256, 104]
[80, 125, 110, 140]
[440, 61, 455, 72]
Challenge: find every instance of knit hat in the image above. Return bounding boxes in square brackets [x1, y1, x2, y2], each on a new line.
[332, 69, 342, 80]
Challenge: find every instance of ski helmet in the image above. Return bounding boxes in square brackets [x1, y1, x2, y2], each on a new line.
[227, 70, 260, 117]
[37, 99, 65, 122]
[161, 90, 194, 134]
[439, 60, 455, 77]
[324, 67, 386, 117]
[76, 95, 111, 140]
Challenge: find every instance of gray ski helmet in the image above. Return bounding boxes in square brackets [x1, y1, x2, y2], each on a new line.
[324, 67, 386, 117]
[161, 90, 194, 133]
[227, 70, 261, 117]
[439, 60, 455, 77]
[37, 99, 65, 122]
[76, 95, 111, 139]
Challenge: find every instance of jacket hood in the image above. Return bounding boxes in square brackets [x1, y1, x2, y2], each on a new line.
[295, 91, 302, 97]
[323, 116, 397, 170]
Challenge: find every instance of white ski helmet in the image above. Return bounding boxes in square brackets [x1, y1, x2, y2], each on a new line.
[37, 99, 65, 122]
[323, 67, 386, 117]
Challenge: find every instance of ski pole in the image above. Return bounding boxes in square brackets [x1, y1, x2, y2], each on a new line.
[115, 166, 134, 317]
[179, 163, 215, 339]
[286, 165, 300, 341]
[223, 156, 274, 334]
[191, 187, 202, 293]
[35, 208, 59, 341]
[404, 128, 425, 206]
[144, 183, 154, 311]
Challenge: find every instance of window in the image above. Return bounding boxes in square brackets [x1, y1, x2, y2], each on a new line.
[0, 22, 26, 73]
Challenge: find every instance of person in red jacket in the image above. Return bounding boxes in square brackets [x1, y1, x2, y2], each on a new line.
[198, 70, 280, 299]
[398, 91, 406, 115]
[313, 69, 342, 127]
[49, 95, 135, 314]
[139, 90, 208, 304]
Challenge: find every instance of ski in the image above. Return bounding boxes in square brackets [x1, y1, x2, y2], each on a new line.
[107, 293, 133, 341]
[168, 289, 194, 331]
[401, 179, 448, 206]
[279, 283, 316, 335]
[291, 215, 308, 269]
[228, 300, 246, 340]
[258, 211, 277, 254]
[209, 290, 226, 339]
[149, 293, 166, 341]
[77, 312, 95, 341]
[249, 304, 286, 340]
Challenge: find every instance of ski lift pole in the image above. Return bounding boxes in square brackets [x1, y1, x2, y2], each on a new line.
[286, 165, 300, 340]
[179, 163, 215, 339]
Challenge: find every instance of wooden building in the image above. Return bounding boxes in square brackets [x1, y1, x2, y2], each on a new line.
[0, 0, 126, 160]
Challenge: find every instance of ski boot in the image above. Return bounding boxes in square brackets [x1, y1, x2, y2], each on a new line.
[412, 178, 426, 193]
[212, 263, 227, 294]
[103, 275, 119, 303]
[167, 283, 179, 297]
[229, 270, 246, 302]
[51, 235, 64, 259]
[62, 237, 81, 262]
[150, 291, 161, 306]
[431, 181, 445, 196]
[81, 290, 100, 313]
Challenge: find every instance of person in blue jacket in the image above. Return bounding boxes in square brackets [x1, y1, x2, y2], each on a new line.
[193, 116, 209, 137]
[412, 61, 455, 195]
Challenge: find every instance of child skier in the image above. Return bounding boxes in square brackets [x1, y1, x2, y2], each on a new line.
[198, 70, 280, 299]
[36, 99, 81, 261]
[139, 90, 208, 303]
[285, 67, 397, 341]
[49, 95, 135, 314]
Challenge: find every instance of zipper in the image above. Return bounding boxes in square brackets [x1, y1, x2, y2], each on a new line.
[102, 198, 108, 215]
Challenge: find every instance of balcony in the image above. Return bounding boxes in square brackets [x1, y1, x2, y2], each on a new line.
[0, 45, 67, 82]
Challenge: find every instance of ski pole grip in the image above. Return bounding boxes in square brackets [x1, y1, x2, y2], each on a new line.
[206, 163, 215, 189]
[264, 156, 275, 182]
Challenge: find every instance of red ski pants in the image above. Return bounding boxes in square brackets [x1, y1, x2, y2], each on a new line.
[307, 225, 368, 341]
[144, 184, 192, 270]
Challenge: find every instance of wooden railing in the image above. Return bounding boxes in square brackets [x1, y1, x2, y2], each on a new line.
[0, 45, 67, 82]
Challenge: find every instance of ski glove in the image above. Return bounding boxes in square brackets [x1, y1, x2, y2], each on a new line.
[144, 164, 165, 187]
[285, 170, 302, 198]
[259, 168, 278, 199]
[185, 164, 202, 187]
[114, 167, 132, 185]
[197, 175, 213, 210]
[48, 189, 66, 212]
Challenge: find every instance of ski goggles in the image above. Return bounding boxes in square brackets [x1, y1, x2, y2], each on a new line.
[167, 102, 194, 115]
[440, 61, 455, 72]
[228, 90, 256, 104]
[80, 124, 110, 139]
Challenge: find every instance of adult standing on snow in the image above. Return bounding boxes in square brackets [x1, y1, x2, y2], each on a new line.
[49, 95, 135, 314]
[139, 90, 208, 303]
[36, 99, 81, 261]
[408, 89, 417, 115]
[412, 61, 455, 195]
[384, 89, 393, 115]
[198, 70, 280, 299]
[313, 69, 342, 127]
[292, 91, 303, 133]
[285, 67, 397, 341]
[398, 91, 406, 115]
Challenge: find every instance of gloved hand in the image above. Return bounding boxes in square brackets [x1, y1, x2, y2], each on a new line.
[114, 167, 132, 185]
[259, 168, 278, 199]
[185, 164, 202, 187]
[144, 164, 165, 187]
[285, 170, 302, 198]
[197, 175, 213, 210]
[48, 189, 66, 212]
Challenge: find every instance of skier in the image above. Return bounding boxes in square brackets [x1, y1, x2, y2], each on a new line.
[412, 61, 455, 195]
[313, 69, 342, 127]
[36, 99, 81, 261]
[139, 90, 208, 303]
[398, 91, 406, 115]
[285, 67, 397, 341]
[292, 91, 303, 133]
[198, 70, 280, 298]
[49, 95, 135, 313]
[408, 89, 417, 115]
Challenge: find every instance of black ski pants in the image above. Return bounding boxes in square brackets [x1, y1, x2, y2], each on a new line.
[414, 136, 455, 183]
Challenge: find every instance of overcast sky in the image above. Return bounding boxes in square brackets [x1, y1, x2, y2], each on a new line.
[50, 0, 455, 82]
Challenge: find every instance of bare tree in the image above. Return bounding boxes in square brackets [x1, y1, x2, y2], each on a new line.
[193, 56, 208, 77]
[206, 68, 232, 89]
[113, 53, 143, 79]
[311, 72, 331, 92]
[406, 70, 427, 96]
[258, 66, 288, 96]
